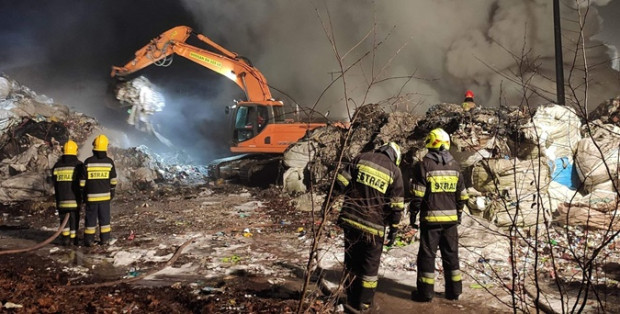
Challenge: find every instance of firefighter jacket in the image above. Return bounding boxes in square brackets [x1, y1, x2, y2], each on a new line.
[81, 151, 117, 203]
[52, 155, 84, 209]
[336, 151, 405, 237]
[410, 150, 468, 225]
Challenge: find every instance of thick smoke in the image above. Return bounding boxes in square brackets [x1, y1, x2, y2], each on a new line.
[0, 0, 618, 163]
[181, 0, 619, 114]
[0, 0, 232, 161]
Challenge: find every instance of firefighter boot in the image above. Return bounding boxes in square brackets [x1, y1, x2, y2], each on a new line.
[84, 234, 95, 247]
[100, 231, 111, 246]
[60, 235, 71, 246]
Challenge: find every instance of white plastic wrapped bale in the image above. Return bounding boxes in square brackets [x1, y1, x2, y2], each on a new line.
[530, 104, 582, 159]
[574, 124, 620, 193]
[282, 167, 306, 194]
[472, 158, 553, 227]
[283, 140, 315, 169]
[513, 104, 582, 160]
[484, 192, 552, 227]
[554, 189, 620, 230]
[471, 158, 551, 197]
[546, 181, 581, 212]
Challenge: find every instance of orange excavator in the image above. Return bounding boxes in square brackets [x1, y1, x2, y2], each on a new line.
[111, 26, 327, 182]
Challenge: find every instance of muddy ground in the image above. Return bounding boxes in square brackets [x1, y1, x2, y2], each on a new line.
[0, 183, 511, 313]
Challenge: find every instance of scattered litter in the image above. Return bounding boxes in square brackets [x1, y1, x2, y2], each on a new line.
[3, 302, 23, 309]
[242, 228, 253, 238]
[124, 267, 140, 278]
[222, 255, 241, 264]
[201, 286, 225, 294]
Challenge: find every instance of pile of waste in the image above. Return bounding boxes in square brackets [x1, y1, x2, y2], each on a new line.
[0, 75, 97, 202]
[282, 104, 419, 193]
[285, 96, 620, 231]
[110, 145, 209, 191]
[0, 75, 207, 203]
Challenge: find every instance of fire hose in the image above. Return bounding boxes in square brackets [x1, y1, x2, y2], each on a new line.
[0, 213, 70, 255]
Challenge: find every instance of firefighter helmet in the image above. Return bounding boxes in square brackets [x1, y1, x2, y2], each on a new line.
[379, 142, 402, 166]
[465, 90, 474, 99]
[93, 134, 109, 151]
[63, 140, 78, 156]
[425, 128, 450, 151]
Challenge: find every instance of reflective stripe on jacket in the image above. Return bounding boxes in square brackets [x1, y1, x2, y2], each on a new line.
[410, 150, 468, 225]
[52, 155, 84, 209]
[82, 152, 117, 203]
[337, 151, 404, 235]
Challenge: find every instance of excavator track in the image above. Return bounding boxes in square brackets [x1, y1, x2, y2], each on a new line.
[208, 154, 282, 187]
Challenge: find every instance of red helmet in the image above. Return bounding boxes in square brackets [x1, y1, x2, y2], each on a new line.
[465, 90, 474, 99]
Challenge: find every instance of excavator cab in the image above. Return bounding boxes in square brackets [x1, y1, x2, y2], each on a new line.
[231, 102, 277, 144]
[227, 100, 323, 154]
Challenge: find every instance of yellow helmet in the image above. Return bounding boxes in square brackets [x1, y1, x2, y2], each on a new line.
[63, 140, 78, 155]
[93, 134, 109, 151]
[379, 141, 402, 166]
[425, 128, 450, 150]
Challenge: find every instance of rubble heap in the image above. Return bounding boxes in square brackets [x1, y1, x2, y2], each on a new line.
[0, 75, 207, 203]
[0, 75, 97, 202]
[285, 98, 620, 231]
[110, 145, 209, 191]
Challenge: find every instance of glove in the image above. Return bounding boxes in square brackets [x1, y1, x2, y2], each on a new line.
[385, 226, 399, 246]
[410, 211, 419, 230]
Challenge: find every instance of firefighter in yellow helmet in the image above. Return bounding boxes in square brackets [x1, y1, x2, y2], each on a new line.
[51, 140, 84, 246]
[336, 141, 405, 312]
[80, 134, 117, 247]
[409, 128, 468, 302]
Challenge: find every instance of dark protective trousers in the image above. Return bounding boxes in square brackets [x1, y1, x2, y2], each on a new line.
[84, 202, 111, 244]
[343, 227, 384, 310]
[58, 209, 80, 245]
[416, 224, 462, 299]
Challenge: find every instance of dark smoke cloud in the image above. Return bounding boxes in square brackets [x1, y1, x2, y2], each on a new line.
[0, 0, 233, 161]
[182, 0, 619, 112]
[1, 0, 619, 163]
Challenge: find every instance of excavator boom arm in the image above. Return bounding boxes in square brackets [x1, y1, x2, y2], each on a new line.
[111, 26, 273, 102]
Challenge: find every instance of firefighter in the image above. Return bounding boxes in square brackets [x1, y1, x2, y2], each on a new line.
[51, 140, 84, 246]
[409, 128, 468, 302]
[336, 142, 405, 312]
[81, 134, 117, 247]
[462, 90, 476, 111]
